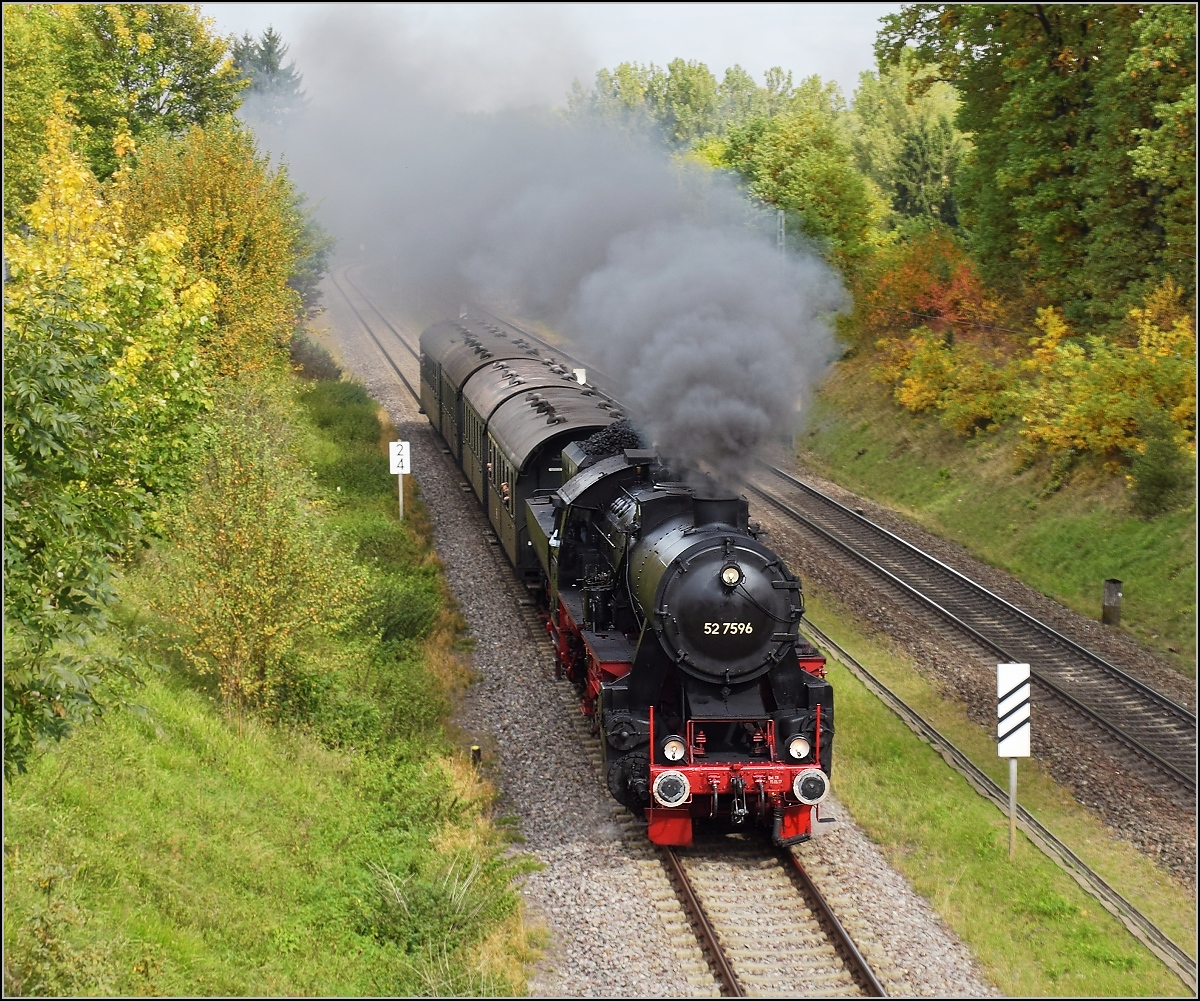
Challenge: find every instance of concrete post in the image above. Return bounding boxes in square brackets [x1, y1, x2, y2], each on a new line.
[1102, 578, 1123, 626]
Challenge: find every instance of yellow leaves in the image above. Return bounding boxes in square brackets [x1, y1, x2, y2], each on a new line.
[872, 281, 1195, 466]
[123, 119, 303, 378]
[1013, 287, 1195, 462]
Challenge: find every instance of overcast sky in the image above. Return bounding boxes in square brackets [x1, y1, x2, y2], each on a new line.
[203, 3, 903, 106]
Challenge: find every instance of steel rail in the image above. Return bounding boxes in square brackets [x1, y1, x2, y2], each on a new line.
[341, 267, 421, 361]
[801, 617, 1198, 993]
[746, 480, 1196, 791]
[761, 461, 1195, 726]
[660, 847, 744, 997]
[329, 268, 422, 402]
[345, 288, 1190, 988]
[780, 849, 888, 997]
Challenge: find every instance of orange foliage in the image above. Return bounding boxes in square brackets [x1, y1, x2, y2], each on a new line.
[855, 228, 1003, 344]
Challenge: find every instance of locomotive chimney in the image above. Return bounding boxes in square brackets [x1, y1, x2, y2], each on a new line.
[692, 495, 741, 528]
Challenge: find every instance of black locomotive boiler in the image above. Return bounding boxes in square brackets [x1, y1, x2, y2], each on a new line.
[420, 314, 833, 847]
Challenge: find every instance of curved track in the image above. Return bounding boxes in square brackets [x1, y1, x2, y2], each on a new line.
[330, 269, 888, 997]
[802, 619, 1197, 992]
[454, 296, 1197, 796]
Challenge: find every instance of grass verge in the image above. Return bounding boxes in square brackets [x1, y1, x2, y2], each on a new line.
[805, 586, 1195, 996]
[800, 358, 1196, 669]
[3, 368, 533, 996]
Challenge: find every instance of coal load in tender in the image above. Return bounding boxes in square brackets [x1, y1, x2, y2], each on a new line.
[581, 419, 646, 457]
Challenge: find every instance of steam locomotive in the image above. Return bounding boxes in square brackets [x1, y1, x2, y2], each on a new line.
[420, 313, 832, 847]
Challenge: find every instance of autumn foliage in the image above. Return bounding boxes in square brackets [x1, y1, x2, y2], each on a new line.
[3, 111, 217, 773]
[869, 255, 1196, 474]
[124, 118, 304, 377]
[854, 229, 1002, 343]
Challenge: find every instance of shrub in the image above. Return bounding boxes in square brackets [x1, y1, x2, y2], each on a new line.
[856, 227, 1003, 345]
[290, 332, 342, 381]
[148, 384, 368, 715]
[1014, 292, 1195, 465]
[1130, 413, 1192, 517]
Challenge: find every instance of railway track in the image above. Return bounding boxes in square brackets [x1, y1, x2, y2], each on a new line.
[332, 271, 1195, 993]
[662, 838, 886, 997]
[802, 618, 1197, 992]
[745, 465, 1197, 793]
[331, 269, 888, 998]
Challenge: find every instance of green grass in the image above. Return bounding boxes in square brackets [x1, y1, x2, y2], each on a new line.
[800, 359, 1196, 669]
[3, 373, 532, 996]
[3, 675, 521, 996]
[806, 588, 1195, 996]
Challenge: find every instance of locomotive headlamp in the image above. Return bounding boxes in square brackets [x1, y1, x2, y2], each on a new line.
[720, 563, 744, 588]
[787, 735, 812, 761]
[661, 735, 688, 763]
[652, 770, 691, 808]
[792, 768, 829, 806]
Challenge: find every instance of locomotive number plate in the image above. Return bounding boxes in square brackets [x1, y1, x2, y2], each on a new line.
[703, 622, 754, 634]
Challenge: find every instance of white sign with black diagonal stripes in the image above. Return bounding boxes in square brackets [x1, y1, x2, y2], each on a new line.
[997, 663, 1031, 757]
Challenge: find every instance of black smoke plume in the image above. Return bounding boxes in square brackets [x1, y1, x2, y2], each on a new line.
[246, 5, 843, 477]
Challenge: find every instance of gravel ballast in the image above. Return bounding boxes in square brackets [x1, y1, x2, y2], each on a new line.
[319, 279, 998, 996]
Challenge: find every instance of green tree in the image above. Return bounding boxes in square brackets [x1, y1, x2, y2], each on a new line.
[1125, 5, 1196, 298]
[850, 52, 966, 227]
[717, 65, 768, 127]
[2, 4, 65, 223]
[879, 4, 1196, 325]
[569, 61, 666, 133]
[123, 117, 304, 377]
[3, 3, 244, 195]
[231, 25, 306, 125]
[722, 105, 880, 265]
[660, 58, 719, 144]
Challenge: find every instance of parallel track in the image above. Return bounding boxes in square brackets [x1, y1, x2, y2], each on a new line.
[746, 466, 1196, 792]
[332, 272, 1195, 993]
[802, 618, 1197, 992]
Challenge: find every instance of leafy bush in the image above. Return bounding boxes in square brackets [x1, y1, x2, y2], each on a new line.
[148, 383, 368, 715]
[871, 276, 1196, 487]
[3, 112, 215, 776]
[1013, 291, 1195, 466]
[857, 227, 1003, 345]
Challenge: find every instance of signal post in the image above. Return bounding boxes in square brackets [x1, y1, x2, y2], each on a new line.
[997, 662, 1031, 859]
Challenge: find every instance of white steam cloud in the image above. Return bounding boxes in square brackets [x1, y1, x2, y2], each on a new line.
[248, 5, 843, 477]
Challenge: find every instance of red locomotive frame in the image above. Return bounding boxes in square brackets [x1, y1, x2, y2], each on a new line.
[547, 587, 829, 847]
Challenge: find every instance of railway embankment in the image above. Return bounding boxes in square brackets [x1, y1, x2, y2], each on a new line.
[3, 360, 531, 996]
[798, 357, 1196, 673]
[804, 593, 1196, 995]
